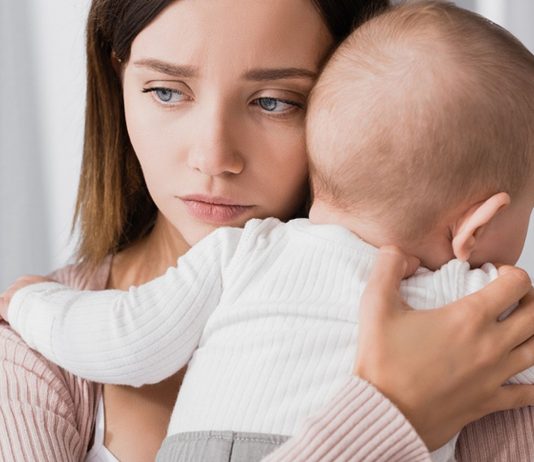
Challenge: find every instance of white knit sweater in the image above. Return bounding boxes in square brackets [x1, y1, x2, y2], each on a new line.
[9, 218, 525, 462]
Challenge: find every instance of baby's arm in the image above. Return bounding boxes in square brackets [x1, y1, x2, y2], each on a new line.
[3, 227, 242, 387]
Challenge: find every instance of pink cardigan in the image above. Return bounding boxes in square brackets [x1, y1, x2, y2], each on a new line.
[0, 259, 533, 461]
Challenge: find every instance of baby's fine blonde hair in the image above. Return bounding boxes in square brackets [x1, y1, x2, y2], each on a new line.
[307, 0, 534, 240]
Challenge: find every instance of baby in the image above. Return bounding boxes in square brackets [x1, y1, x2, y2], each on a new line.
[2, 2, 534, 461]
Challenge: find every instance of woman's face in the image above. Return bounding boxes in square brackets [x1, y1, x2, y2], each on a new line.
[122, 0, 333, 245]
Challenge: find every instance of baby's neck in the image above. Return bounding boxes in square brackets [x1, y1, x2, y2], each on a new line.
[308, 200, 454, 270]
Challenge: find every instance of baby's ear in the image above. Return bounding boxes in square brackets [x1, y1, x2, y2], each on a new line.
[451, 192, 511, 262]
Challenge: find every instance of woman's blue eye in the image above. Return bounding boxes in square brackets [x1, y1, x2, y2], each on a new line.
[155, 88, 175, 102]
[256, 97, 299, 113]
[142, 87, 184, 104]
[258, 97, 279, 111]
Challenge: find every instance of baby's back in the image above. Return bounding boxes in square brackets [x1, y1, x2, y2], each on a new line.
[169, 218, 476, 437]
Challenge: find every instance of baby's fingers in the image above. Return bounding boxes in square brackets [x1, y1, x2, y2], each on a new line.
[0, 294, 8, 320]
[0, 275, 55, 319]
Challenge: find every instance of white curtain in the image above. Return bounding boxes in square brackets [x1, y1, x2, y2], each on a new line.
[0, 0, 50, 286]
[0, 0, 533, 290]
[475, 0, 534, 52]
[0, 0, 88, 289]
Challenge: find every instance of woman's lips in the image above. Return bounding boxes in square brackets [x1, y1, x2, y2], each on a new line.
[179, 195, 254, 224]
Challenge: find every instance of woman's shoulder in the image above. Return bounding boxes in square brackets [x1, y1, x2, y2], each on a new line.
[0, 319, 96, 398]
[0, 320, 101, 457]
[0, 254, 112, 400]
[49, 254, 113, 290]
[0, 256, 111, 457]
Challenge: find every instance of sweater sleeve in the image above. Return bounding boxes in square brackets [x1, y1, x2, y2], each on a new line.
[8, 227, 242, 387]
[263, 377, 431, 462]
[0, 262, 104, 462]
[0, 323, 99, 462]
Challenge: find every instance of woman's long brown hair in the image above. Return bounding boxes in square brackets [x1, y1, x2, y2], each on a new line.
[75, 0, 390, 267]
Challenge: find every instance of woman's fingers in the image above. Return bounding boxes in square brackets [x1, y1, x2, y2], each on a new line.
[361, 246, 419, 317]
[499, 286, 534, 350]
[490, 384, 534, 414]
[459, 266, 531, 321]
[506, 333, 534, 380]
[355, 250, 534, 450]
[354, 258, 534, 450]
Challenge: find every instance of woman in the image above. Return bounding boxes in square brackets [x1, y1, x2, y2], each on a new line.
[1, 0, 534, 461]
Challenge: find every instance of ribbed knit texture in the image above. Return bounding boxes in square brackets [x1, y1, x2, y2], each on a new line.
[9, 226, 244, 386]
[3, 219, 534, 460]
[0, 259, 107, 461]
[0, 245, 429, 462]
[263, 378, 431, 462]
[0, 254, 432, 462]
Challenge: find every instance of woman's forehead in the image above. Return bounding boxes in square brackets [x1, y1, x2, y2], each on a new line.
[129, 0, 332, 72]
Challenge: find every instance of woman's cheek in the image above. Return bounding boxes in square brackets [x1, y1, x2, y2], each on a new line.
[125, 96, 180, 196]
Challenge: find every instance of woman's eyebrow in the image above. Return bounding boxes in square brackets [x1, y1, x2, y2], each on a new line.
[244, 68, 318, 81]
[133, 59, 317, 82]
[133, 59, 198, 78]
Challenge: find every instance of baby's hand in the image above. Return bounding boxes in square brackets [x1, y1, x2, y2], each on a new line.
[0, 275, 55, 322]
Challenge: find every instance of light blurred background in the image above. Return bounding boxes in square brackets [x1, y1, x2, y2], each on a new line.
[1, 0, 533, 288]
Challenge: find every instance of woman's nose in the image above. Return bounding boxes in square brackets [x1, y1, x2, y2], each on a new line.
[187, 107, 244, 177]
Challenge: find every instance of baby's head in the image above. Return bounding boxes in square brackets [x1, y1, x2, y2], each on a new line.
[307, 0, 534, 269]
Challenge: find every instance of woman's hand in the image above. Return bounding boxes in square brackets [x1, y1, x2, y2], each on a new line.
[354, 246, 534, 451]
[0, 275, 55, 321]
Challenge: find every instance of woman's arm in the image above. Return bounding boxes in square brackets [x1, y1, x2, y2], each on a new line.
[265, 247, 534, 462]
[263, 376, 430, 462]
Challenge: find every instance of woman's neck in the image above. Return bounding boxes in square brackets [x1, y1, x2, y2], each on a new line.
[108, 213, 190, 289]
